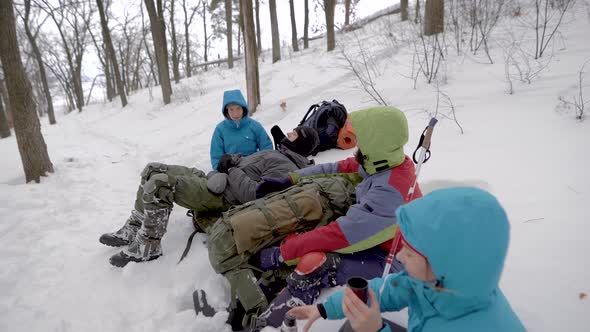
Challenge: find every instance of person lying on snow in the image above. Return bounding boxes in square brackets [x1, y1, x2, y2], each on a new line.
[232, 106, 424, 330]
[289, 187, 526, 332]
[99, 127, 319, 268]
[210, 89, 273, 170]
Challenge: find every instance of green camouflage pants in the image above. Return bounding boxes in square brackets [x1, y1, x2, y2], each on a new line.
[133, 163, 230, 220]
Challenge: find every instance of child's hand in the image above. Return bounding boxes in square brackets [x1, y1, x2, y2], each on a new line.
[287, 305, 320, 332]
[342, 288, 383, 332]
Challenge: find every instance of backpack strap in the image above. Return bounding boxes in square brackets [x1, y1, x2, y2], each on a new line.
[255, 199, 280, 237]
[298, 103, 320, 126]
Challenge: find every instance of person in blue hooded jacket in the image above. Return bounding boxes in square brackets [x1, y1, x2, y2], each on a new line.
[210, 89, 273, 170]
[288, 187, 525, 332]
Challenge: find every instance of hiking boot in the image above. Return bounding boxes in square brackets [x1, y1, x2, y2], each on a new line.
[99, 210, 144, 247]
[109, 233, 162, 267]
[109, 208, 170, 267]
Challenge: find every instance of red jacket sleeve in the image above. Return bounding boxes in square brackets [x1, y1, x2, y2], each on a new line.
[279, 221, 350, 261]
[337, 157, 359, 173]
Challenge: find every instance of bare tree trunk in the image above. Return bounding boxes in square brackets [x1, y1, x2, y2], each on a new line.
[96, 0, 128, 107]
[181, 0, 197, 77]
[104, 44, 115, 99]
[240, 0, 260, 113]
[255, 0, 262, 55]
[401, 0, 409, 21]
[324, 0, 336, 52]
[289, 0, 299, 51]
[202, 0, 209, 71]
[22, 0, 56, 124]
[424, 0, 444, 36]
[142, 1, 158, 85]
[415, 0, 421, 24]
[225, 0, 234, 68]
[0, 90, 10, 138]
[145, 0, 172, 104]
[0, 79, 13, 128]
[269, 0, 280, 62]
[0, 0, 53, 182]
[303, 0, 309, 49]
[169, 0, 180, 83]
[237, 6, 243, 56]
[344, 0, 351, 26]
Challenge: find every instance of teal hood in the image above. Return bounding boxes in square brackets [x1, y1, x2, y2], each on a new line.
[222, 89, 250, 118]
[396, 187, 510, 317]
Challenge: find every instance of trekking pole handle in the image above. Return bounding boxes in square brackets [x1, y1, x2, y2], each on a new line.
[421, 118, 438, 150]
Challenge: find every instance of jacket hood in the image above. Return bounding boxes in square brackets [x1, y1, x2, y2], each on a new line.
[222, 89, 250, 118]
[396, 187, 510, 302]
[350, 106, 408, 175]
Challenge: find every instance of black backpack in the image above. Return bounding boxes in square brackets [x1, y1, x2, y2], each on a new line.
[298, 100, 348, 155]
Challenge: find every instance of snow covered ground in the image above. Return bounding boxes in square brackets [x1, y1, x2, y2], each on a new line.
[1, 3, 590, 332]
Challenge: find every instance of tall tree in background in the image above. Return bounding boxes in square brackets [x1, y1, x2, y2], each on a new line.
[225, 0, 234, 68]
[181, 0, 198, 77]
[141, 1, 158, 85]
[303, 0, 309, 49]
[96, 0, 128, 107]
[289, 0, 299, 51]
[145, 0, 172, 104]
[400, 0, 408, 21]
[240, 0, 260, 112]
[0, 0, 53, 182]
[200, 0, 210, 70]
[41, 0, 92, 112]
[344, 0, 351, 26]
[324, 0, 336, 52]
[255, 0, 262, 55]
[415, 0, 421, 24]
[424, 0, 444, 36]
[168, 0, 180, 83]
[88, 24, 115, 101]
[0, 85, 10, 138]
[21, 0, 56, 124]
[269, 0, 280, 62]
[0, 78, 13, 128]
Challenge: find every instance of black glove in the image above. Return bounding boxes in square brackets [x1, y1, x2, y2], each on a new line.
[255, 176, 293, 198]
[271, 125, 286, 150]
[217, 154, 242, 174]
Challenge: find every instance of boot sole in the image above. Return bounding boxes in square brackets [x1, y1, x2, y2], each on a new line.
[99, 234, 130, 247]
[109, 252, 161, 268]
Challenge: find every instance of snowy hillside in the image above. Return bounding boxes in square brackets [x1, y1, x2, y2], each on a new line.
[1, 3, 590, 332]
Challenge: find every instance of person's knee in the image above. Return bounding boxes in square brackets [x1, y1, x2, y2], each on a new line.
[142, 173, 175, 207]
[288, 252, 340, 290]
[140, 162, 168, 183]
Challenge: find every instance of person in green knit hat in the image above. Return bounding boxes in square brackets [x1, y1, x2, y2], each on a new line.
[234, 106, 424, 330]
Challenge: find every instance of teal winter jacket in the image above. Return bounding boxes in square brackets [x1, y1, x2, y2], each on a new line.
[323, 187, 525, 332]
[210, 90, 273, 170]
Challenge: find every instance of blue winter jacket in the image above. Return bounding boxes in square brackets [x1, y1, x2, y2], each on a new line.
[323, 187, 525, 332]
[210, 90, 273, 170]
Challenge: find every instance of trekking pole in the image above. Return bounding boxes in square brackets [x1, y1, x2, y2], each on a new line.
[381, 117, 438, 282]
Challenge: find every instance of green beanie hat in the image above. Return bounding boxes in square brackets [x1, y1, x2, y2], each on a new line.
[350, 106, 409, 175]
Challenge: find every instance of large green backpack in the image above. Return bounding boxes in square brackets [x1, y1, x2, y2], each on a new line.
[207, 174, 360, 324]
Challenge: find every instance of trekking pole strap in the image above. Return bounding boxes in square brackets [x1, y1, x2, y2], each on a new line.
[412, 118, 438, 164]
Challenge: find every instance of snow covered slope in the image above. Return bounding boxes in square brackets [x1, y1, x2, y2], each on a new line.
[1, 3, 589, 332]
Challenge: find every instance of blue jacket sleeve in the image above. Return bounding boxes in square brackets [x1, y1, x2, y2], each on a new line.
[210, 126, 225, 170]
[252, 121, 273, 151]
[323, 274, 411, 320]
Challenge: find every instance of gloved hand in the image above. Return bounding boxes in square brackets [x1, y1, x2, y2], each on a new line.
[259, 246, 284, 271]
[255, 176, 293, 198]
[217, 154, 242, 174]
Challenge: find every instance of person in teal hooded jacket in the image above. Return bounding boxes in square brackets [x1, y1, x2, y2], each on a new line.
[210, 89, 273, 170]
[288, 187, 525, 332]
